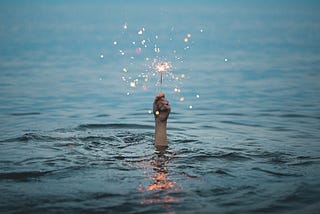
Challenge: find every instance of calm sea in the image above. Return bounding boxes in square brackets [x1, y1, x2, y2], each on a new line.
[1, 1, 320, 213]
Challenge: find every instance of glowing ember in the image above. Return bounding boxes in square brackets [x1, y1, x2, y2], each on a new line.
[135, 47, 142, 54]
[153, 60, 172, 85]
[130, 82, 136, 87]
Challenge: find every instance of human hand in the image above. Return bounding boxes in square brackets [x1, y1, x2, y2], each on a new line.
[153, 92, 171, 122]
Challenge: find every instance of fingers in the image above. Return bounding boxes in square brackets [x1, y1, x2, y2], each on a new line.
[153, 93, 170, 113]
[154, 93, 165, 104]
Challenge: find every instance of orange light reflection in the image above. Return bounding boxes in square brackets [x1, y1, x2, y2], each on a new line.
[139, 148, 181, 210]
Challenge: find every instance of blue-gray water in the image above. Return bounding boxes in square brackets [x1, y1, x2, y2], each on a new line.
[1, 1, 320, 213]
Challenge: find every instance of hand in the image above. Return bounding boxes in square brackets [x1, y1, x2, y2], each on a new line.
[153, 92, 171, 122]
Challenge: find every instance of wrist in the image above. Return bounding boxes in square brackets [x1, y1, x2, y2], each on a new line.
[155, 118, 167, 127]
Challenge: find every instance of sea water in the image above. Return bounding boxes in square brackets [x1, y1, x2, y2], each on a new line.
[1, 1, 320, 213]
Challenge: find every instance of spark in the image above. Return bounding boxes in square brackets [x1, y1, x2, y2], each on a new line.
[130, 82, 136, 87]
[154, 60, 172, 85]
[136, 47, 142, 54]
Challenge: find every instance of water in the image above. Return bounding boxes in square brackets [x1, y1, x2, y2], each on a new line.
[1, 1, 320, 213]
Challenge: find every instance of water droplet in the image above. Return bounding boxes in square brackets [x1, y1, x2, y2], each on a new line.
[224, 58, 228, 62]
[123, 68, 127, 72]
[184, 38, 188, 43]
[100, 54, 104, 58]
[155, 111, 160, 115]
[196, 94, 200, 98]
[113, 41, 117, 45]
[187, 33, 191, 38]
[181, 74, 185, 78]
[179, 97, 185, 102]
[148, 110, 152, 114]
[189, 105, 193, 109]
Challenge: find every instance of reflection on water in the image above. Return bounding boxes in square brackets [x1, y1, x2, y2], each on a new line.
[1, 1, 320, 213]
[140, 146, 181, 211]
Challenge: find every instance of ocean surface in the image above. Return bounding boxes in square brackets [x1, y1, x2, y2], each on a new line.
[1, 1, 320, 213]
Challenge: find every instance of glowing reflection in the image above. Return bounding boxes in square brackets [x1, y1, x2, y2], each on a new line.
[140, 147, 181, 211]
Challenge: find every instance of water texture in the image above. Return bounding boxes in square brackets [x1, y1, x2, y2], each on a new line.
[1, 1, 320, 213]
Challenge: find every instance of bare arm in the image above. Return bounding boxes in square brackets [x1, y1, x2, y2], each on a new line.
[153, 92, 171, 147]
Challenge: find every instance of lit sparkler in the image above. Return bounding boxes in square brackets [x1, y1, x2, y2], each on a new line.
[153, 60, 172, 85]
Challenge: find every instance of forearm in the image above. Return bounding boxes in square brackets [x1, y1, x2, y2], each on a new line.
[154, 119, 168, 147]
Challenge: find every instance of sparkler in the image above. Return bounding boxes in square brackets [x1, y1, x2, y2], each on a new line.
[113, 23, 199, 108]
[154, 60, 172, 86]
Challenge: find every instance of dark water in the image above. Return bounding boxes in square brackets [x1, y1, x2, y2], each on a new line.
[1, 1, 320, 213]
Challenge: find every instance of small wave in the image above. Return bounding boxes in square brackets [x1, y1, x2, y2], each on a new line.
[0, 171, 50, 181]
[216, 112, 246, 116]
[252, 167, 301, 177]
[270, 126, 292, 132]
[220, 120, 263, 128]
[1, 133, 56, 143]
[10, 112, 41, 116]
[210, 169, 235, 177]
[289, 156, 320, 166]
[95, 114, 110, 117]
[77, 123, 154, 130]
[216, 152, 252, 161]
[187, 152, 251, 161]
[280, 114, 310, 118]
